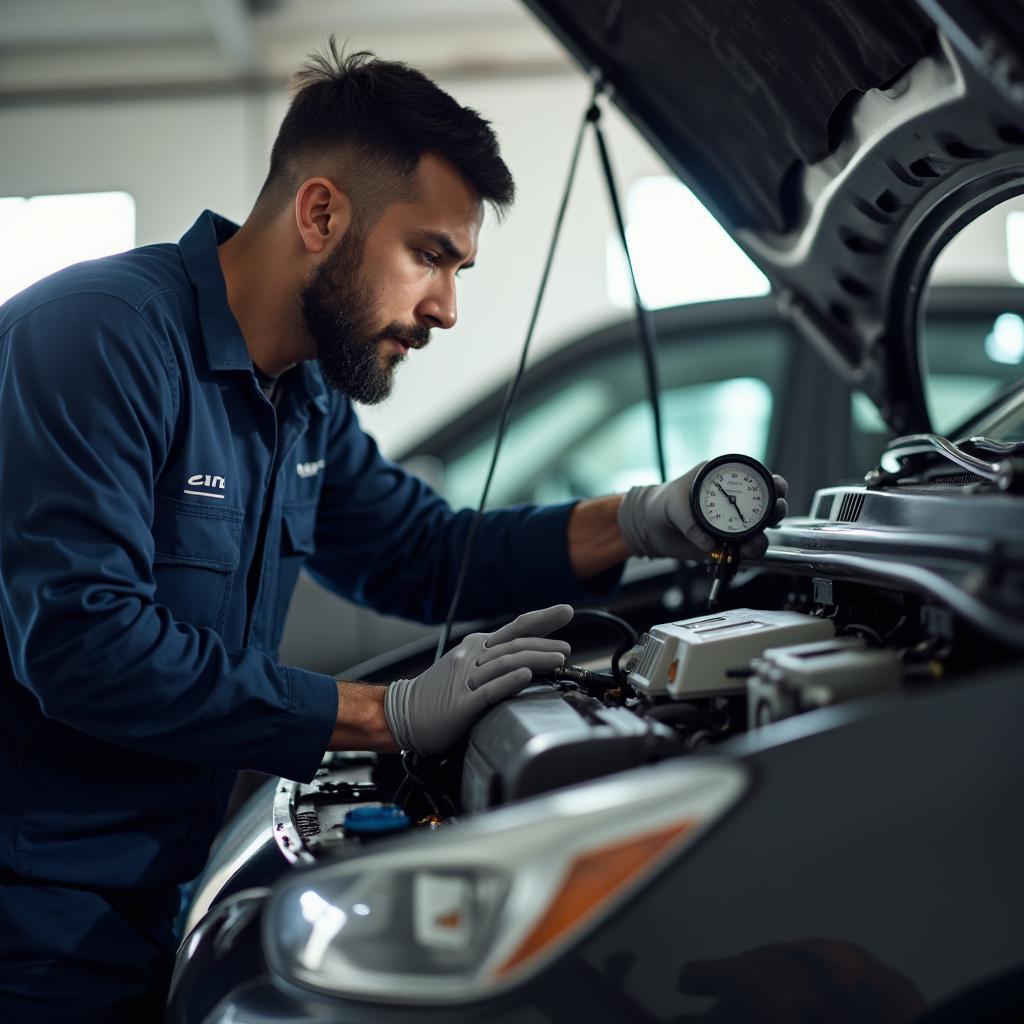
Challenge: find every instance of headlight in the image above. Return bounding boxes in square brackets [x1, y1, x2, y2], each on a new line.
[264, 758, 748, 1005]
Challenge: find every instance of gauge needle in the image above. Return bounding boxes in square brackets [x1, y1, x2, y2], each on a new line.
[715, 482, 747, 524]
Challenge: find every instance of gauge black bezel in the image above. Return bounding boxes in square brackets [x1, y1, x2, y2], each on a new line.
[690, 453, 777, 542]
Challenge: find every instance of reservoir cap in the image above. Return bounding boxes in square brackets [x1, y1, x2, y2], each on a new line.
[343, 803, 412, 837]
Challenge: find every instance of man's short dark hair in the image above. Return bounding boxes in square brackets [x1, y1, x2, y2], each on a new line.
[254, 40, 515, 226]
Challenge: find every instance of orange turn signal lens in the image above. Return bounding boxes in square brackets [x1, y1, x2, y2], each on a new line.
[496, 818, 696, 977]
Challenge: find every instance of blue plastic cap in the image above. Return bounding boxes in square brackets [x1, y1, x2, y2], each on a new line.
[343, 804, 412, 835]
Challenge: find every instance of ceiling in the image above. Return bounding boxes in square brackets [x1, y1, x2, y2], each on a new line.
[0, 0, 570, 101]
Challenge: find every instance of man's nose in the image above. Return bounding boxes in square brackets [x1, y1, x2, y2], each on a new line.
[416, 275, 458, 331]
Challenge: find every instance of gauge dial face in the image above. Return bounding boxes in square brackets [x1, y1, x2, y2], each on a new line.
[696, 460, 773, 537]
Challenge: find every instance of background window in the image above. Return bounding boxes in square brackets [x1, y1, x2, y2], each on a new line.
[0, 191, 136, 306]
[606, 176, 770, 310]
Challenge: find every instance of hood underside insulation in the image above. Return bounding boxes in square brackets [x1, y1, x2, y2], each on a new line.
[535, 0, 936, 233]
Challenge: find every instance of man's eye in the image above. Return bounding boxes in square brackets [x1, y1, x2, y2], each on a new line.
[418, 249, 440, 267]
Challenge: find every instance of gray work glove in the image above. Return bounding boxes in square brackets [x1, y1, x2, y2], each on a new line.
[384, 604, 574, 755]
[618, 462, 788, 562]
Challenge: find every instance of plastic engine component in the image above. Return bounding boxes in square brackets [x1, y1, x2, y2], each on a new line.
[461, 684, 681, 813]
[628, 609, 835, 699]
[747, 637, 903, 729]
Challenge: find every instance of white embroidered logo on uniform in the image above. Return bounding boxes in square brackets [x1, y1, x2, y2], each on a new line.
[185, 473, 226, 499]
[296, 459, 326, 479]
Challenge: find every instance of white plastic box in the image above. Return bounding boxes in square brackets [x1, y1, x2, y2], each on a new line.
[628, 609, 836, 699]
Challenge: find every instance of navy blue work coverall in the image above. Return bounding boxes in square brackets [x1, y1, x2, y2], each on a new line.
[0, 211, 614, 1020]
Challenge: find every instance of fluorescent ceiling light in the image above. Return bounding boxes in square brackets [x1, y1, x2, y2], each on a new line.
[984, 312, 1024, 365]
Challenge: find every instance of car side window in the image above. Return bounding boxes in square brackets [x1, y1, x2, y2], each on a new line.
[531, 378, 773, 501]
[848, 304, 1024, 475]
[439, 327, 791, 509]
[921, 309, 1024, 435]
[849, 391, 890, 473]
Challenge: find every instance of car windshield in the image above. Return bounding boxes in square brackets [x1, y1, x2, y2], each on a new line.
[961, 386, 1024, 442]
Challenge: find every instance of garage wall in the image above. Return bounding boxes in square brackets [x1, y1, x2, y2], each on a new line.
[0, 70, 666, 456]
[0, 94, 258, 248]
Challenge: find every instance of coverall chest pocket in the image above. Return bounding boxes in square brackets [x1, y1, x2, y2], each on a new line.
[151, 496, 244, 633]
[274, 501, 317, 646]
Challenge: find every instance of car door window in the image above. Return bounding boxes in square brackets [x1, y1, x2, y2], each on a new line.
[444, 379, 614, 509]
[534, 377, 773, 499]
[438, 327, 791, 509]
[921, 310, 1024, 435]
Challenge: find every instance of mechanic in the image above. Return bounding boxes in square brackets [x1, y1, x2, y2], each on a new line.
[0, 45, 784, 1021]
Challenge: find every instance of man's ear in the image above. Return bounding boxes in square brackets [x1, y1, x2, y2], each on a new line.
[294, 177, 353, 254]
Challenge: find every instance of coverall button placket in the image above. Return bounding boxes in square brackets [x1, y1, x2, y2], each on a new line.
[242, 384, 279, 648]
[243, 371, 317, 649]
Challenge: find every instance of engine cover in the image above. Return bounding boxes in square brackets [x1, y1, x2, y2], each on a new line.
[460, 684, 680, 813]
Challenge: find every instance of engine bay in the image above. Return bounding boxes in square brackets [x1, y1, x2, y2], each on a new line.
[271, 475, 1024, 865]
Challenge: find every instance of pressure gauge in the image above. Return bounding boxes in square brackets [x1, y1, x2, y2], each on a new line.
[690, 454, 778, 610]
[691, 454, 777, 541]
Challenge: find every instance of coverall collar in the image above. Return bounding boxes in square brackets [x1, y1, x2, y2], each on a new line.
[178, 210, 329, 412]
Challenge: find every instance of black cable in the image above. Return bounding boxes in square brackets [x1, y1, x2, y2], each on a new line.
[391, 770, 413, 812]
[569, 607, 639, 685]
[400, 750, 443, 817]
[839, 622, 884, 646]
[571, 607, 638, 646]
[433, 97, 592, 662]
[434, 91, 668, 663]
[882, 613, 908, 642]
[589, 99, 667, 485]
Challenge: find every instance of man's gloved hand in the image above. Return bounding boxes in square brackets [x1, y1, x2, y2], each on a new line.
[384, 604, 574, 755]
[618, 461, 788, 562]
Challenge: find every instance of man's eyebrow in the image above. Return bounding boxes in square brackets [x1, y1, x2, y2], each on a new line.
[421, 231, 475, 269]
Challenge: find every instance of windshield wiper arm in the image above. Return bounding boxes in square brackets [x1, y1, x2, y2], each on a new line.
[961, 436, 1024, 457]
[866, 433, 1024, 490]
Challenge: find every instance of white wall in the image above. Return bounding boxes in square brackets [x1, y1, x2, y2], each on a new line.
[0, 70, 667, 456]
[0, 94, 257, 244]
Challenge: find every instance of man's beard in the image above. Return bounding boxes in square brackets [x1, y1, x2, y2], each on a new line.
[300, 230, 429, 405]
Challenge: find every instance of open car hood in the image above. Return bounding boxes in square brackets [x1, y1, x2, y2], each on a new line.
[523, 0, 1024, 434]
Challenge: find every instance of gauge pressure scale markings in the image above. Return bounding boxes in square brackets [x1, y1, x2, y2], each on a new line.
[701, 470, 770, 533]
[691, 455, 778, 610]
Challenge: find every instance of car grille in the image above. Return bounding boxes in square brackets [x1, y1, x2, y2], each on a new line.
[835, 491, 866, 522]
[923, 472, 986, 487]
